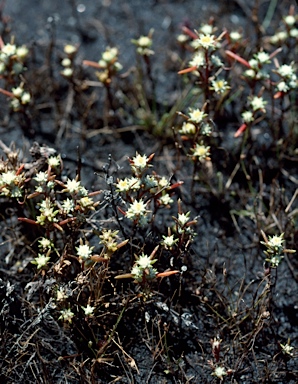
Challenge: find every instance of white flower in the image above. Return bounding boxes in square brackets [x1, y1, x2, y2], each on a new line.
[250, 96, 267, 111]
[162, 234, 178, 249]
[21, 92, 31, 104]
[188, 108, 207, 123]
[102, 47, 118, 63]
[56, 286, 69, 301]
[39, 198, 53, 211]
[136, 36, 152, 48]
[255, 51, 270, 64]
[48, 156, 60, 167]
[242, 111, 254, 123]
[38, 237, 52, 249]
[34, 171, 48, 184]
[201, 123, 212, 135]
[230, 31, 242, 41]
[37, 199, 58, 224]
[62, 68, 73, 77]
[61, 198, 75, 213]
[280, 342, 294, 356]
[126, 199, 148, 219]
[58, 308, 74, 323]
[192, 34, 218, 50]
[61, 58, 72, 67]
[12, 86, 23, 97]
[131, 253, 158, 281]
[289, 28, 298, 37]
[64, 44, 77, 55]
[16, 46, 29, 60]
[200, 24, 213, 35]
[136, 254, 154, 269]
[177, 33, 189, 44]
[189, 52, 205, 68]
[288, 74, 297, 89]
[10, 98, 20, 111]
[98, 60, 107, 69]
[79, 196, 94, 209]
[159, 194, 173, 205]
[2, 43, 16, 56]
[32, 254, 50, 269]
[82, 304, 95, 316]
[116, 178, 131, 192]
[38, 207, 57, 223]
[132, 153, 148, 169]
[0, 170, 17, 185]
[277, 64, 294, 78]
[158, 177, 170, 188]
[66, 178, 81, 193]
[131, 265, 143, 280]
[128, 177, 141, 190]
[248, 58, 258, 69]
[270, 255, 283, 267]
[211, 55, 224, 67]
[212, 366, 227, 380]
[267, 234, 284, 249]
[99, 229, 118, 243]
[191, 143, 210, 160]
[210, 79, 230, 94]
[277, 81, 289, 92]
[270, 31, 287, 44]
[284, 15, 296, 26]
[180, 122, 196, 135]
[177, 212, 190, 226]
[244, 69, 256, 78]
[76, 243, 94, 260]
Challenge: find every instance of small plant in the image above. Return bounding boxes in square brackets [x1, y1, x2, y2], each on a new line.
[60, 44, 78, 78]
[0, 2, 297, 383]
[115, 152, 183, 229]
[261, 231, 296, 268]
[0, 36, 29, 82]
[0, 38, 31, 115]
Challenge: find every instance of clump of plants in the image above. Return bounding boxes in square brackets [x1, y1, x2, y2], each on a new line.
[0, 2, 297, 383]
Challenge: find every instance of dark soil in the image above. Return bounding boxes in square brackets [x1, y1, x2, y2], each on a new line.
[0, 1, 297, 383]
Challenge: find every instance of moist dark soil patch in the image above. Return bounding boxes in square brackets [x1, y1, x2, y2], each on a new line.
[0, 1, 297, 383]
